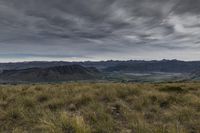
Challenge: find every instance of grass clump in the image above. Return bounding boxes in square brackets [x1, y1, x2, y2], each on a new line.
[37, 94, 49, 103]
[60, 112, 91, 133]
[39, 111, 91, 133]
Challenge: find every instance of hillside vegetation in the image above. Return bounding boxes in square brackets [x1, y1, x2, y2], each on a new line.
[0, 82, 200, 133]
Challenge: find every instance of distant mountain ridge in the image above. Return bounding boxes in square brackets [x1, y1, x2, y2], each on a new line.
[1, 60, 200, 73]
[0, 65, 100, 83]
[103, 60, 200, 73]
[0, 61, 118, 71]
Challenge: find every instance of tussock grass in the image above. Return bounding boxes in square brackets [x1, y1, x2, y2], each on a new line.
[0, 82, 200, 132]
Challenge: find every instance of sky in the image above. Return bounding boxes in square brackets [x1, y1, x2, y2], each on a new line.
[0, 0, 200, 62]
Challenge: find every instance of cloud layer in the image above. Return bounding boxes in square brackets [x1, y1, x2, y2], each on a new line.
[0, 0, 200, 62]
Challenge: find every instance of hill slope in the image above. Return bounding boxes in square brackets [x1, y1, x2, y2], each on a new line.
[0, 65, 100, 82]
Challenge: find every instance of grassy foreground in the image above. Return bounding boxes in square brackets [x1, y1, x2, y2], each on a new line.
[0, 82, 200, 133]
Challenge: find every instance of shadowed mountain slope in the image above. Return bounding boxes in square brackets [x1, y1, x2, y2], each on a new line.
[0, 65, 100, 82]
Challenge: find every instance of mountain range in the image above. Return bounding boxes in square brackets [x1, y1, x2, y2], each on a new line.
[1, 60, 200, 82]
[1, 60, 200, 72]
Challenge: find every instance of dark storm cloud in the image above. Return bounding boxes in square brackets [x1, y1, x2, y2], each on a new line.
[0, 0, 200, 61]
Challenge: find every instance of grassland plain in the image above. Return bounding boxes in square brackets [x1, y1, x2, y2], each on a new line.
[0, 82, 200, 133]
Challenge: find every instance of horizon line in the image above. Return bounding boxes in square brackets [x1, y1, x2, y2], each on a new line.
[1, 59, 200, 63]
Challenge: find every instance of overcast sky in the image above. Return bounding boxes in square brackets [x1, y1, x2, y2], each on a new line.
[0, 0, 200, 62]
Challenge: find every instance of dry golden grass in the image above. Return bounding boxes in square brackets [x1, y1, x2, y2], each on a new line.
[0, 82, 200, 133]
